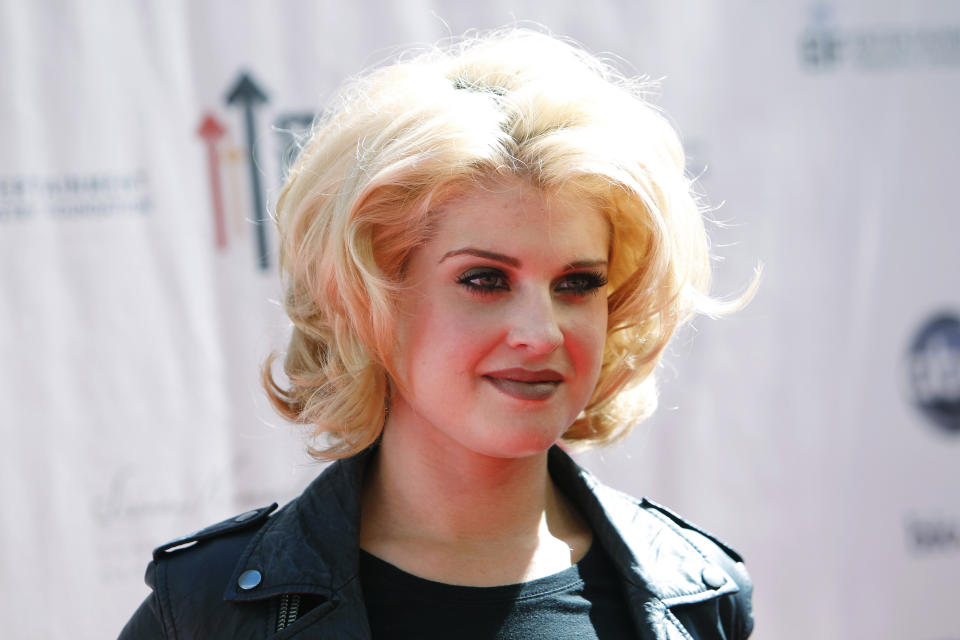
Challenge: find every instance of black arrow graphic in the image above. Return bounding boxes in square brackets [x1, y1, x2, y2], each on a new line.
[274, 112, 316, 182]
[226, 72, 270, 270]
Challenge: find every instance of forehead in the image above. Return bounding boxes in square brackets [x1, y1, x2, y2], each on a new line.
[428, 179, 610, 260]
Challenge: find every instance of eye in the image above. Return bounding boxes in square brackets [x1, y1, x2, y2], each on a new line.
[555, 271, 608, 297]
[456, 267, 510, 295]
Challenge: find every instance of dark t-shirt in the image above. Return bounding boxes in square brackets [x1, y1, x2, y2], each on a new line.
[359, 543, 637, 639]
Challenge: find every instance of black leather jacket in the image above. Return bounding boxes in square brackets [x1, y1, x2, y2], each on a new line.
[119, 447, 753, 639]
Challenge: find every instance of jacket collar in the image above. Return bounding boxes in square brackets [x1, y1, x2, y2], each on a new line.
[546, 447, 739, 607]
[223, 449, 372, 603]
[223, 446, 738, 619]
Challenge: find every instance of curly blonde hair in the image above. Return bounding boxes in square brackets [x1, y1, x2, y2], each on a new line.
[264, 28, 748, 460]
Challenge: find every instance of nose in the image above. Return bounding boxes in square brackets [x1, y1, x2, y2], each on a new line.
[505, 289, 564, 354]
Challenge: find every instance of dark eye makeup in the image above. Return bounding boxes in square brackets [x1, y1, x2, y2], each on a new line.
[555, 271, 608, 295]
[456, 267, 510, 295]
[455, 267, 608, 297]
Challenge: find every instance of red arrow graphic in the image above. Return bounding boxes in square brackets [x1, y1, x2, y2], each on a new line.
[197, 113, 228, 249]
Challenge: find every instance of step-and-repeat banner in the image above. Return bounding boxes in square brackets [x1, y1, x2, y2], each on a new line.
[1, 1, 957, 638]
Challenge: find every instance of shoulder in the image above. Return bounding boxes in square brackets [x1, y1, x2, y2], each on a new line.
[151, 504, 278, 565]
[121, 504, 278, 640]
[120, 456, 370, 639]
[602, 487, 755, 638]
[549, 449, 754, 638]
[639, 497, 749, 577]
[639, 498, 754, 635]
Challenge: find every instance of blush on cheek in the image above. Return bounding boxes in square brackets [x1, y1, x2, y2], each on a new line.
[569, 325, 607, 390]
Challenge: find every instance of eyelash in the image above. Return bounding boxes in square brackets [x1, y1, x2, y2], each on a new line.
[455, 268, 608, 298]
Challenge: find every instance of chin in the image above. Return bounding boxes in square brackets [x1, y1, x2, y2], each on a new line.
[470, 426, 566, 460]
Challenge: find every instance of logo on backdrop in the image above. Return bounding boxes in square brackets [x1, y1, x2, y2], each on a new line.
[799, 5, 960, 72]
[196, 70, 315, 271]
[0, 171, 151, 222]
[904, 312, 960, 435]
[904, 514, 960, 555]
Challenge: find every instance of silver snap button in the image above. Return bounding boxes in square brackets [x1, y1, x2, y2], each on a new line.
[234, 510, 259, 523]
[701, 566, 726, 589]
[238, 569, 262, 590]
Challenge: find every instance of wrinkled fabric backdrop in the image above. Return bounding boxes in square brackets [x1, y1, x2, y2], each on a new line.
[1, 1, 958, 638]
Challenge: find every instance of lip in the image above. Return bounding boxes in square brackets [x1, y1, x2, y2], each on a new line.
[483, 368, 565, 383]
[482, 368, 564, 401]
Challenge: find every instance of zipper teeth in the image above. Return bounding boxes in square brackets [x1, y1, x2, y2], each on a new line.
[286, 595, 301, 625]
[276, 594, 302, 631]
[277, 595, 289, 631]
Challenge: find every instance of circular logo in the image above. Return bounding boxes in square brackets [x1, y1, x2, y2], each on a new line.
[906, 312, 960, 434]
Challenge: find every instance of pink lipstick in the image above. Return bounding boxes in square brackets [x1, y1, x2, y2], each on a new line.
[482, 368, 564, 401]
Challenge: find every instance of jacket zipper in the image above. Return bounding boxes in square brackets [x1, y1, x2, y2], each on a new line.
[276, 594, 301, 631]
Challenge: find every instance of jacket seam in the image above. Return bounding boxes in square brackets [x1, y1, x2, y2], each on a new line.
[332, 571, 360, 599]
[665, 608, 695, 640]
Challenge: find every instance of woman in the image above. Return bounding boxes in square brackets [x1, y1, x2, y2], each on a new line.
[121, 28, 754, 639]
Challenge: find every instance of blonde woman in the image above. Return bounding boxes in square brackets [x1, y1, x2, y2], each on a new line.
[121, 28, 754, 639]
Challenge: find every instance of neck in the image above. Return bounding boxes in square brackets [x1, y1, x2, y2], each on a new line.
[358, 411, 592, 585]
[364, 418, 556, 543]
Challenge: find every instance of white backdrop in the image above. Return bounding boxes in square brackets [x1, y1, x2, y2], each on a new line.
[1, 1, 958, 638]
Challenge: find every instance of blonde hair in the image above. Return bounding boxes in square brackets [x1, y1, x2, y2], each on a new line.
[264, 28, 750, 460]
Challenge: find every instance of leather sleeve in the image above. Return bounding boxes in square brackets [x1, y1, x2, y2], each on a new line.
[117, 592, 167, 640]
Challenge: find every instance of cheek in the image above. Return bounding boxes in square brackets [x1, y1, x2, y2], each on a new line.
[402, 296, 494, 379]
[568, 300, 608, 375]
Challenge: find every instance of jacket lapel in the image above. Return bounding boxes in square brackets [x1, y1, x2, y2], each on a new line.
[548, 447, 740, 639]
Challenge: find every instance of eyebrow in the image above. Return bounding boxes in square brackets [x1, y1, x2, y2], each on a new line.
[438, 248, 607, 270]
[564, 259, 608, 270]
[439, 248, 520, 267]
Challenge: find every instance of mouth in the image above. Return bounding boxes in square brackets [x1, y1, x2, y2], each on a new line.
[482, 368, 564, 401]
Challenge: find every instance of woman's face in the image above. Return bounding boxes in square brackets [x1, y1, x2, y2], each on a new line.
[388, 178, 610, 460]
